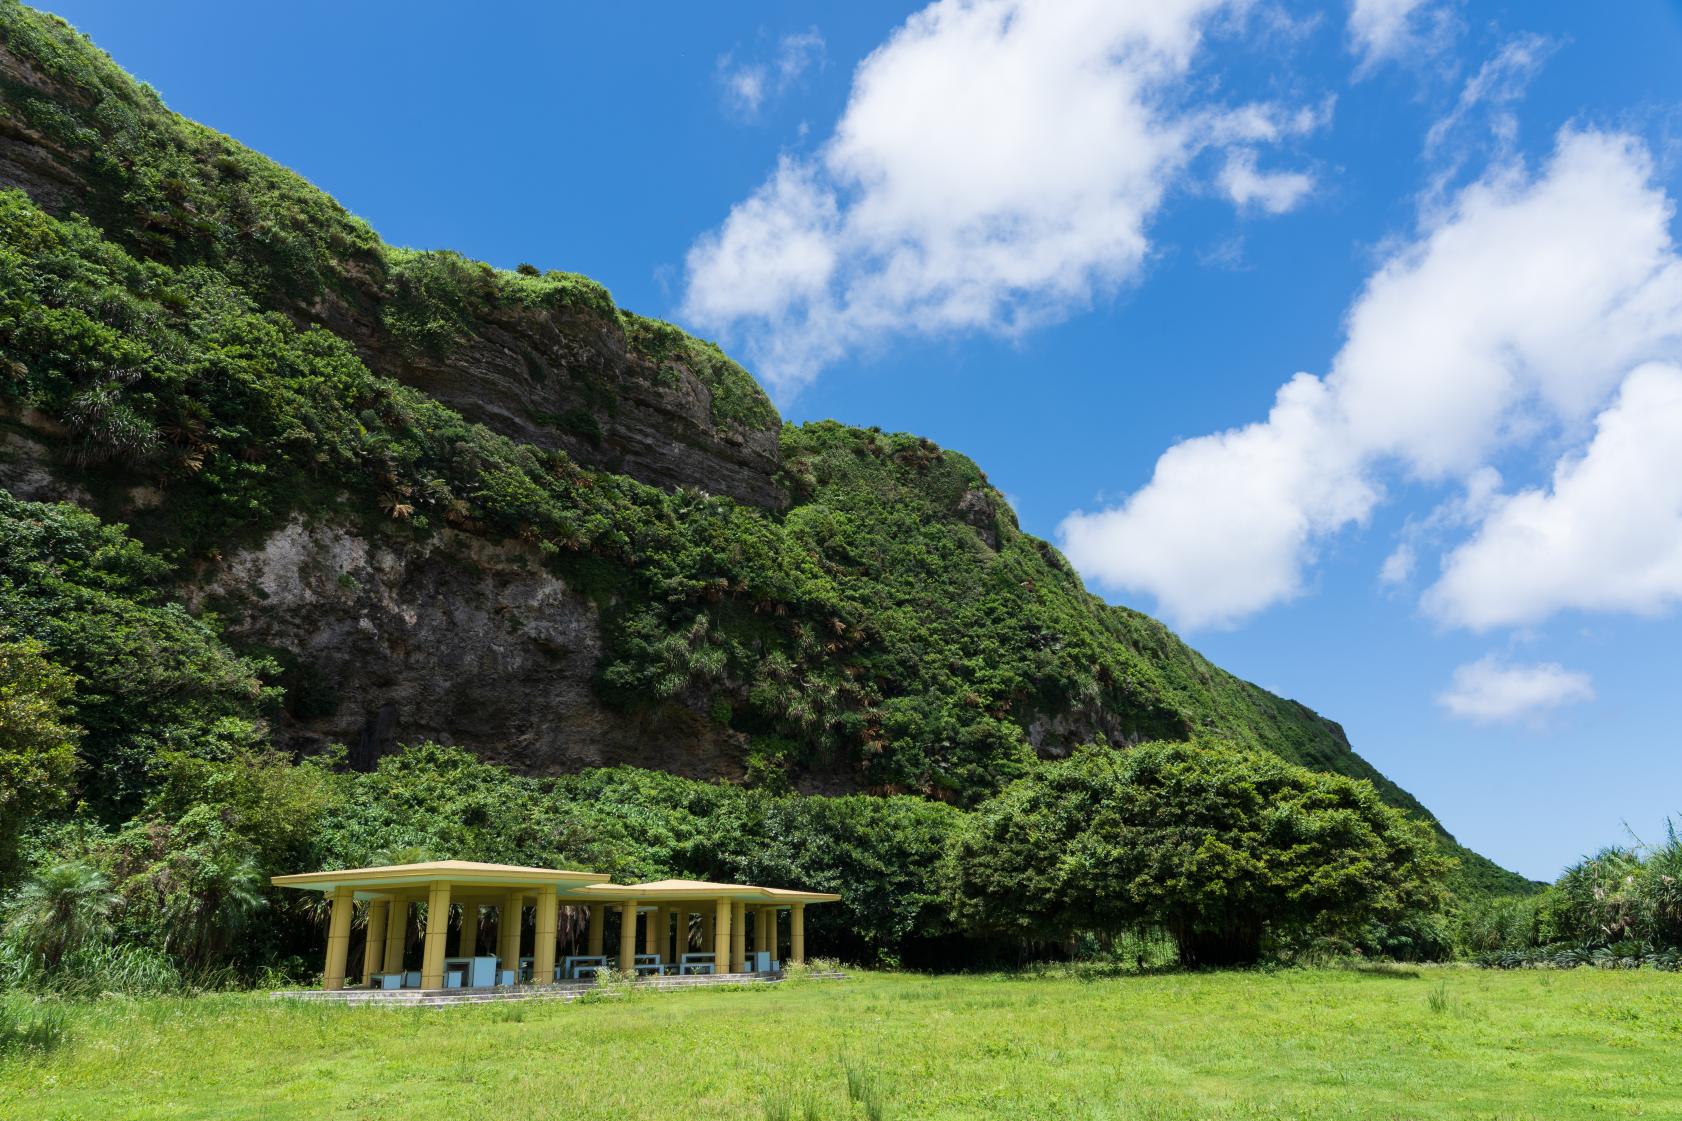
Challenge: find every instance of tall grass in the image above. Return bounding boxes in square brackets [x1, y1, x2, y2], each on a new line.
[845, 1063, 888, 1120]
[0, 938, 192, 998]
[0, 996, 67, 1057]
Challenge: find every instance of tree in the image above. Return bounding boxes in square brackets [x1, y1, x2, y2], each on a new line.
[949, 742, 1451, 966]
[4, 860, 120, 969]
[0, 637, 81, 869]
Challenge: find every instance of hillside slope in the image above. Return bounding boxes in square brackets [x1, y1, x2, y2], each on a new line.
[0, 4, 1528, 895]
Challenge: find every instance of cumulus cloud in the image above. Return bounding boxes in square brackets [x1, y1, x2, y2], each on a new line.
[1437, 656, 1595, 723]
[719, 29, 826, 118]
[1347, 0, 1455, 72]
[1060, 374, 1372, 628]
[1060, 128, 1682, 630]
[1425, 364, 1682, 628]
[684, 0, 1323, 392]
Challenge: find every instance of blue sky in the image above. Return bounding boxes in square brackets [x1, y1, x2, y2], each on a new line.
[44, 1, 1682, 881]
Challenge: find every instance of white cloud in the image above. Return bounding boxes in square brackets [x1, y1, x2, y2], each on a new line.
[1219, 148, 1315, 214]
[719, 29, 827, 118]
[1437, 656, 1594, 723]
[1060, 374, 1372, 629]
[1378, 543, 1415, 586]
[1425, 363, 1682, 628]
[1420, 34, 1557, 216]
[1059, 128, 1682, 630]
[1347, 0, 1454, 72]
[1424, 33, 1555, 156]
[684, 0, 1323, 392]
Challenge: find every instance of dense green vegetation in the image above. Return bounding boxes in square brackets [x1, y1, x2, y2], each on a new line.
[0, 0, 1546, 995]
[8, 968, 1682, 1119]
[0, 175, 1485, 825]
[1457, 828, 1682, 970]
[0, 0, 1493, 821]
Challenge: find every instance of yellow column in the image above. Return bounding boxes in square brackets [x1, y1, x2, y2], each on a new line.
[672, 908, 687, 960]
[618, 901, 638, 972]
[713, 899, 731, 974]
[587, 903, 605, 957]
[755, 908, 771, 960]
[362, 900, 389, 986]
[458, 903, 477, 956]
[791, 903, 805, 965]
[421, 880, 452, 989]
[534, 886, 557, 984]
[499, 891, 524, 979]
[382, 899, 407, 973]
[322, 885, 355, 991]
[643, 906, 659, 956]
[731, 900, 747, 974]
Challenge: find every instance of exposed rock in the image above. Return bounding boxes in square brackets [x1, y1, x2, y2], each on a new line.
[0, 423, 89, 505]
[360, 301, 788, 510]
[184, 517, 748, 779]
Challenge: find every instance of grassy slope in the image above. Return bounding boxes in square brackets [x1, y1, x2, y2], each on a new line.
[8, 970, 1680, 1119]
[0, 4, 1527, 892]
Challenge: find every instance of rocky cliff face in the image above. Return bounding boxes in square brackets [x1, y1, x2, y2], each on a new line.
[184, 516, 754, 781]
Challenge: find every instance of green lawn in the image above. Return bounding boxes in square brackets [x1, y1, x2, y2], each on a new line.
[4, 967, 1680, 1120]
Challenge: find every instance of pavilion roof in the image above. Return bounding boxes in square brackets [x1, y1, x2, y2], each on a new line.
[270, 860, 610, 896]
[270, 862, 839, 905]
[576, 878, 841, 904]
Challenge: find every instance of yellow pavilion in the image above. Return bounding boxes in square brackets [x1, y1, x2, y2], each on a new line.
[272, 861, 839, 992]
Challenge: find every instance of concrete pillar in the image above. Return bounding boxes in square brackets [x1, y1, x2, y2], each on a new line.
[534, 886, 557, 984]
[755, 908, 771, 961]
[421, 880, 452, 989]
[672, 908, 687, 960]
[731, 900, 747, 974]
[499, 891, 524, 979]
[643, 906, 659, 956]
[791, 903, 805, 965]
[382, 899, 407, 973]
[458, 903, 477, 956]
[618, 901, 638, 972]
[323, 885, 355, 990]
[362, 900, 389, 986]
[713, 899, 731, 974]
[587, 903, 605, 957]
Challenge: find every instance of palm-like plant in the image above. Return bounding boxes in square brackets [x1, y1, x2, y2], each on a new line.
[4, 861, 121, 969]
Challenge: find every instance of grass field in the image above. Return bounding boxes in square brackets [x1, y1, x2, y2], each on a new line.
[4, 967, 1680, 1120]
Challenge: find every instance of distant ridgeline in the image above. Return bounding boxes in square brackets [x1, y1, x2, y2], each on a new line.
[0, 0, 1529, 913]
